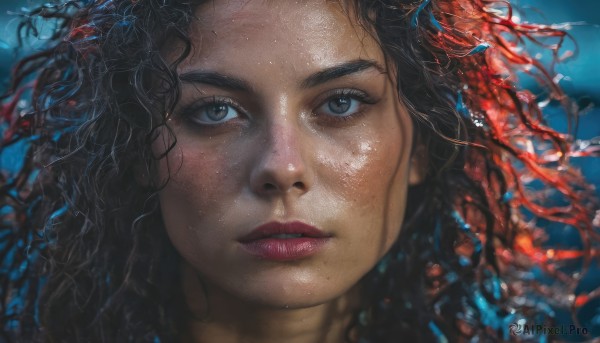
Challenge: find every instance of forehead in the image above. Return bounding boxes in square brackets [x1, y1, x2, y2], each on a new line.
[194, 0, 350, 29]
[177, 0, 385, 75]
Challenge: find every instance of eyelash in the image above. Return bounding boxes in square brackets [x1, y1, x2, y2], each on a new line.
[178, 89, 376, 128]
[179, 96, 246, 127]
[313, 89, 375, 123]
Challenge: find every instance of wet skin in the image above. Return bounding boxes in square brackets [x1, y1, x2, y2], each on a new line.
[155, 0, 423, 342]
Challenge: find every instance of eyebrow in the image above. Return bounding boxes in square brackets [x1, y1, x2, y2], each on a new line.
[300, 59, 385, 88]
[178, 59, 385, 92]
[179, 71, 253, 92]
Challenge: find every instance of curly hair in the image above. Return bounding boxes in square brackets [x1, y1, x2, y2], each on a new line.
[1, 0, 598, 342]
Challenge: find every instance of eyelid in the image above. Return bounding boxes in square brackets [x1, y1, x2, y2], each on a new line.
[177, 88, 377, 126]
[178, 96, 249, 125]
[318, 88, 376, 105]
[312, 88, 376, 120]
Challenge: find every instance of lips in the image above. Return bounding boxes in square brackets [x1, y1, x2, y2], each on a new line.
[239, 221, 331, 241]
[238, 221, 332, 261]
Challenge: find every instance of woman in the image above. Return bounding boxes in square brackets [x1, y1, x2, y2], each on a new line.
[1, 0, 598, 342]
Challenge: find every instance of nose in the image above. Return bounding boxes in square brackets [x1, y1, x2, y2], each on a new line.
[249, 121, 313, 197]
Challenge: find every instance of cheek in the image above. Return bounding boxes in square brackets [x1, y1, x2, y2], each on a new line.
[319, 116, 412, 254]
[158, 147, 219, 210]
[153, 138, 236, 260]
[318, 131, 408, 213]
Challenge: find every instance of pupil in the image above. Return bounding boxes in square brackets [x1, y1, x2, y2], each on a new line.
[329, 97, 351, 114]
[207, 104, 228, 121]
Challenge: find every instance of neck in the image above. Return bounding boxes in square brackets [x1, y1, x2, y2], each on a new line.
[179, 262, 360, 343]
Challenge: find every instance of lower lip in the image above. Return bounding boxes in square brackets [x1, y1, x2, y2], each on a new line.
[240, 237, 330, 261]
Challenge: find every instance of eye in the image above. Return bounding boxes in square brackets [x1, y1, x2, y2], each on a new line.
[315, 90, 372, 120]
[184, 99, 241, 125]
[319, 95, 360, 116]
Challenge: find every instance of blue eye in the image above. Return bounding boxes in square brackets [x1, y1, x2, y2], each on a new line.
[317, 94, 363, 117]
[191, 101, 240, 125]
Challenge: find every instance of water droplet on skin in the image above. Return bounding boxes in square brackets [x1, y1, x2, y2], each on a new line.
[359, 141, 372, 152]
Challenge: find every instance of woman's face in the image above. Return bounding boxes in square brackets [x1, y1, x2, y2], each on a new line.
[156, 0, 422, 309]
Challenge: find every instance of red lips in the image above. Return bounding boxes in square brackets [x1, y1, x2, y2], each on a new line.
[238, 221, 332, 261]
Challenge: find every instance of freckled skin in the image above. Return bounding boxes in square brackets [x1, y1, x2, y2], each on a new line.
[155, 0, 423, 342]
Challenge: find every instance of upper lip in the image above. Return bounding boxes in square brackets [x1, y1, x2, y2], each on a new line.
[239, 221, 331, 242]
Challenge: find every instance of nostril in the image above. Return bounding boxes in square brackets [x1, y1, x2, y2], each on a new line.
[261, 181, 306, 193]
[263, 183, 278, 192]
[292, 181, 305, 190]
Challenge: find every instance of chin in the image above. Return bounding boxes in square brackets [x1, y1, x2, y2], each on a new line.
[233, 275, 356, 310]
